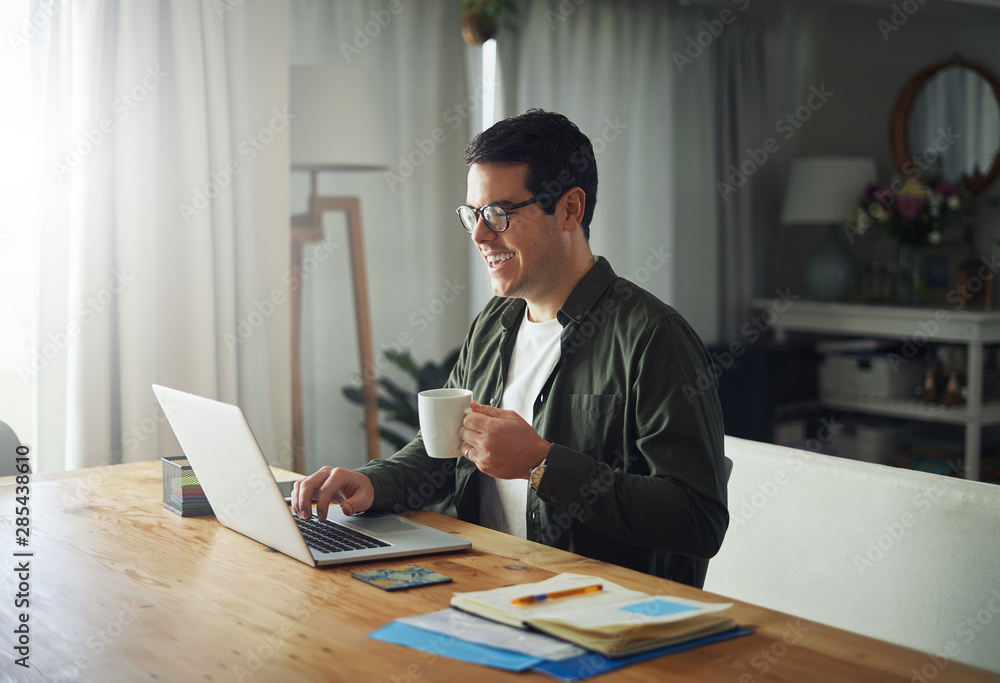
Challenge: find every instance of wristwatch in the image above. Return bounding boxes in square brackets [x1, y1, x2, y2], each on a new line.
[529, 459, 547, 491]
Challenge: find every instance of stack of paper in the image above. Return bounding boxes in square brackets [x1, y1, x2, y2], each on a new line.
[450, 572, 736, 658]
[369, 573, 750, 679]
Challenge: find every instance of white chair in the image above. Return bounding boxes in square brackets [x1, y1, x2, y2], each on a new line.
[706, 436, 1000, 673]
[0, 420, 24, 477]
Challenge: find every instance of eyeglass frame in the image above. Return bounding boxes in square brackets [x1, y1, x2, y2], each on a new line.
[455, 192, 564, 233]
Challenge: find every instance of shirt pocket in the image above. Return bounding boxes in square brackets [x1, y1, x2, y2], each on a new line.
[565, 393, 624, 415]
[562, 394, 625, 459]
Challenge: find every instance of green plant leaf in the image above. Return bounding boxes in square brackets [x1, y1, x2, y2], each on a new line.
[383, 350, 421, 380]
[341, 346, 462, 451]
[341, 386, 363, 405]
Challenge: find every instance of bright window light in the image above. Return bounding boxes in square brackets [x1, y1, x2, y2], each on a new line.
[481, 38, 497, 131]
[0, 1, 39, 445]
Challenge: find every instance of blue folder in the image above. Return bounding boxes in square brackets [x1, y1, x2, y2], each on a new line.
[530, 627, 754, 681]
[370, 620, 753, 680]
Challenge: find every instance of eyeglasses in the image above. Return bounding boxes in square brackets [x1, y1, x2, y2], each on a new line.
[455, 193, 563, 233]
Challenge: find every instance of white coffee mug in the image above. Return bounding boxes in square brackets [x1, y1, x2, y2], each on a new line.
[418, 388, 473, 459]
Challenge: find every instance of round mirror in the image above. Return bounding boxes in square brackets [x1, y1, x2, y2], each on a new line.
[889, 59, 1000, 195]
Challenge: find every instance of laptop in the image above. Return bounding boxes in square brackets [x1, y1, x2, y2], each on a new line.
[152, 384, 471, 567]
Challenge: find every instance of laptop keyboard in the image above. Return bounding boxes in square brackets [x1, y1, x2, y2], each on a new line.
[295, 515, 391, 554]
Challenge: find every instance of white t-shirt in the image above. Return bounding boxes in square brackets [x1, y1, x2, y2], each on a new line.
[478, 308, 562, 539]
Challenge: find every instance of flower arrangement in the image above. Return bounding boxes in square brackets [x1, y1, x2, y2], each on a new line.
[851, 175, 972, 246]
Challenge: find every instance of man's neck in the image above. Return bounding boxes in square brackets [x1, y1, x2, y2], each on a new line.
[525, 253, 597, 322]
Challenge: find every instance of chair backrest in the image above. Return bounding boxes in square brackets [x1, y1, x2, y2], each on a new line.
[706, 436, 1000, 674]
[0, 421, 24, 477]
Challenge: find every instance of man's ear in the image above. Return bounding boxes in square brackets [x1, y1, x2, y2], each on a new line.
[560, 187, 586, 232]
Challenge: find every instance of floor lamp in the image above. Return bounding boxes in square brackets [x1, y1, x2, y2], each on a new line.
[290, 66, 388, 472]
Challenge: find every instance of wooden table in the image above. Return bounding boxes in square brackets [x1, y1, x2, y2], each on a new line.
[1, 462, 994, 682]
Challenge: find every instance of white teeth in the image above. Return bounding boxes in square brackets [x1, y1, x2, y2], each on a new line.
[487, 253, 514, 265]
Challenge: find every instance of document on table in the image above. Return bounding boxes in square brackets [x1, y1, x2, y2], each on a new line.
[396, 608, 587, 661]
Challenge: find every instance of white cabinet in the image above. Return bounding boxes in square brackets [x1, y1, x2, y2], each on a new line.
[751, 298, 1000, 480]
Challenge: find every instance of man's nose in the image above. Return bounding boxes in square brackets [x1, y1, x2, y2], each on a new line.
[470, 214, 497, 244]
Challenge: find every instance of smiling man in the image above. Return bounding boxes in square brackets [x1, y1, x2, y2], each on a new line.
[293, 109, 728, 588]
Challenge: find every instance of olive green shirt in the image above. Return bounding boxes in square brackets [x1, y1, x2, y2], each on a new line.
[358, 256, 728, 587]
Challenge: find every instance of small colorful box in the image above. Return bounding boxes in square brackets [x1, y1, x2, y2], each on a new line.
[161, 456, 213, 517]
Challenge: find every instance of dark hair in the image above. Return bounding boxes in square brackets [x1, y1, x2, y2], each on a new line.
[464, 109, 598, 240]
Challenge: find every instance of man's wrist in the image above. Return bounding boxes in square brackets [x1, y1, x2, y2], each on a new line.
[529, 444, 551, 491]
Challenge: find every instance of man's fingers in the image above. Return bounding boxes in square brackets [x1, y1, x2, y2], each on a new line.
[314, 469, 350, 522]
[291, 467, 374, 521]
[470, 400, 503, 416]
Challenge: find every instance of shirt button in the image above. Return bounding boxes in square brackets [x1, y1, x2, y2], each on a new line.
[530, 511, 536, 520]
[489, 398, 496, 406]
[549, 496, 558, 504]
[575, 314, 583, 321]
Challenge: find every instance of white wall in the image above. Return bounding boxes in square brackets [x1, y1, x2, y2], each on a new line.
[706, 436, 1000, 673]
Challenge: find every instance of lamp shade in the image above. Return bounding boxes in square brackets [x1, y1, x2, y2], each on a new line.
[781, 157, 877, 224]
[290, 66, 389, 171]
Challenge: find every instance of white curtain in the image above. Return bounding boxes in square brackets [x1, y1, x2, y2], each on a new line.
[495, 0, 726, 342]
[714, 14, 766, 340]
[30, 0, 291, 472]
[290, 0, 472, 472]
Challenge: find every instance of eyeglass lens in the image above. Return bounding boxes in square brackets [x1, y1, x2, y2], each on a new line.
[458, 205, 509, 233]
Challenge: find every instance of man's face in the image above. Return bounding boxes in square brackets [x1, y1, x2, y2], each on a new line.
[466, 163, 567, 305]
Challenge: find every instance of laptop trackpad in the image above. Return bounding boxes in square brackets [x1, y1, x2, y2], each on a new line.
[349, 516, 418, 535]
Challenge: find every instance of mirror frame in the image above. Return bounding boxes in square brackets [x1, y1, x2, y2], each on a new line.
[889, 58, 1000, 196]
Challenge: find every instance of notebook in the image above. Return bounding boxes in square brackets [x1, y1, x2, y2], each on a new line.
[450, 572, 735, 657]
[152, 384, 471, 567]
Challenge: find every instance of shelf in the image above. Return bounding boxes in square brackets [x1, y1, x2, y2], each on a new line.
[751, 299, 1000, 480]
[750, 298, 1000, 344]
[820, 395, 1000, 426]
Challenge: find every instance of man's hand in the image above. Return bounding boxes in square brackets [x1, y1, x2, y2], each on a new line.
[458, 401, 550, 479]
[291, 467, 374, 521]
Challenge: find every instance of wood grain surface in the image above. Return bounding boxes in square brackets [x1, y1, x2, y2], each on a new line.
[1, 462, 995, 682]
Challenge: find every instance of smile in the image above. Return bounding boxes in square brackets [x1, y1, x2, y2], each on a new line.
[486, 252, 514, 268]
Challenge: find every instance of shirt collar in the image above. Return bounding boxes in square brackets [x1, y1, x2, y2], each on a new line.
[500, 256, 618, 330]
[498, 256, 617, 330]
[557, 256, 616, 327]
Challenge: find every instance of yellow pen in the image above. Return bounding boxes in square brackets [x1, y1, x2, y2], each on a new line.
[511, 583, 603, 606]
